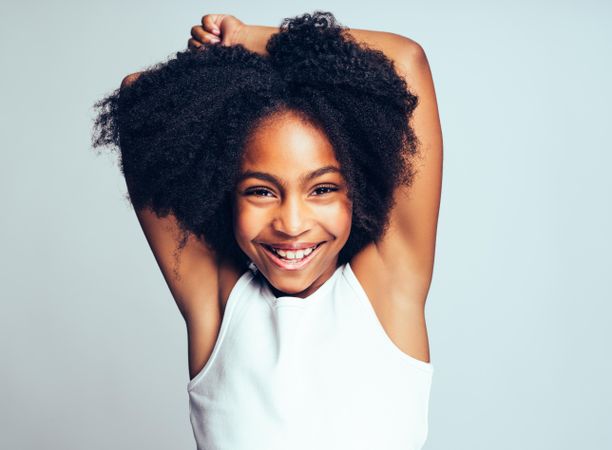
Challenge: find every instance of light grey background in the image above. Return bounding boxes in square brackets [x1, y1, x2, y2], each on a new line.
[1, 1, 610, 449]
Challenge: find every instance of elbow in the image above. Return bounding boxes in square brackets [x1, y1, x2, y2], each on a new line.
[388, 34, 431, 83]
[393, 34, 428, 68]
[120, 72, 143, 90]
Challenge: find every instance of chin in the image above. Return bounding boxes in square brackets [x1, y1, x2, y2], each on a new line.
[263, 270, 307, 288]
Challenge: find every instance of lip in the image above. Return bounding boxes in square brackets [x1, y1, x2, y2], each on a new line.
[264, 242, 322, 250]
[260, 242, 324, 271]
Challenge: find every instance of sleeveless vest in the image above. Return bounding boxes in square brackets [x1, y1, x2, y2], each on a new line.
[187, 262, 434, 450]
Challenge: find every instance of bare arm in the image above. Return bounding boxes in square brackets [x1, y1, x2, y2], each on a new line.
[373, 39, 443, 300]
[119, 75, 223, 326]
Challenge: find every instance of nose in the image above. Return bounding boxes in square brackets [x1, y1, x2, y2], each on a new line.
[271, 195, 312, 236]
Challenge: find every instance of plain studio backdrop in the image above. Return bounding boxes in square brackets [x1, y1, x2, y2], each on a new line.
[1, 1, 610, 449]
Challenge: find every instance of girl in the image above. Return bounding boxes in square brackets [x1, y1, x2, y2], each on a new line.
[93, 11, 442, 450]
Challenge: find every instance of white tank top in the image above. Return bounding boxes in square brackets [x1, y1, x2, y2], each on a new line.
[187, 262, 434, 450]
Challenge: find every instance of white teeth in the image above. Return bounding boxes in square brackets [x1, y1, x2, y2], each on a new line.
[269, 244, 318, 260]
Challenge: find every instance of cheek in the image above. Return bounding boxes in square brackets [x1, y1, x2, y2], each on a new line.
[233, 201, 266, 243]
[319, 199, 353, 238]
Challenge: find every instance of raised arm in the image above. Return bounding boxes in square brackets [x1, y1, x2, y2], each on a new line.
[369, 37, 443, 300]
[119, 76, 223, 323]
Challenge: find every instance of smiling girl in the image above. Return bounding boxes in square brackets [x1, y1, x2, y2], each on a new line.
[92, 11, 442, 450]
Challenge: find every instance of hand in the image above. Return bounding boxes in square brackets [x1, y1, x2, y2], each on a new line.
[188, 14, 246, 50]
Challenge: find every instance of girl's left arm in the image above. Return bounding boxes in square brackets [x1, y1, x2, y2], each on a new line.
[367, 34, 443, 296]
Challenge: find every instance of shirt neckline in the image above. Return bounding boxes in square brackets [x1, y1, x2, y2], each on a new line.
[260, 263, 345, 308]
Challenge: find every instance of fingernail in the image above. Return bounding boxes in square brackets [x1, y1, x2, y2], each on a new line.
[213, 27, 220, 35]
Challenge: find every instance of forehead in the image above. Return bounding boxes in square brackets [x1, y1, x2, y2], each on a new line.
[241, 112, 340, 173]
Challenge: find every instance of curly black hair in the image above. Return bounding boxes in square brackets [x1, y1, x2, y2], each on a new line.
[92, 11, 420, 271]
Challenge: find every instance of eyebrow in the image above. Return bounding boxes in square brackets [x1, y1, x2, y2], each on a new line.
[236, 165, 342, 189]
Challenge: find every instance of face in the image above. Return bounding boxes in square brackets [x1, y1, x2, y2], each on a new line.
[233, 111, 353, 299]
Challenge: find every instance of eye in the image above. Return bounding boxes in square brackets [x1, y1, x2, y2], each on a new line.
[245, 187, 274, 197]
[313, 185, 339, 196]
[243, 185, 338, 198]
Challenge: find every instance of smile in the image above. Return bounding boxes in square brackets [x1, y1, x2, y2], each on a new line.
[260, 242, 325, 270]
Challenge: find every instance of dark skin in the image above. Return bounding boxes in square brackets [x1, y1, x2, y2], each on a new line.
[124, 14, 443, 380]
[233, 111, 354, 300]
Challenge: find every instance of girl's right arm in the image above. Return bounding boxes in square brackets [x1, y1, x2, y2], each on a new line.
[132, 206, 221, 322]
[120, 74, 222, 326]
[132, 205, 228, 380]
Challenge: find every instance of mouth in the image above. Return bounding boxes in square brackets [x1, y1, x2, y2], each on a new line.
[260, 242, 325, 271]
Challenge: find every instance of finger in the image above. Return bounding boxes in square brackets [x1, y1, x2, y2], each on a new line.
[187, 38, 202, 51]
[190, 25, 221, 44]
[201, 14, 222, 36]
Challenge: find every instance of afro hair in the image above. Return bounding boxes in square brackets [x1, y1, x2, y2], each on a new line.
[92, 10, 420, 271]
